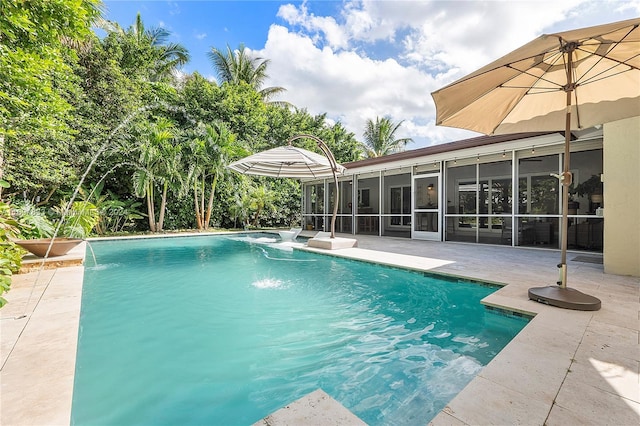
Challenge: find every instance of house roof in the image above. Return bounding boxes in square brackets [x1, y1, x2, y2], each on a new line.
[343, 131, 557, 169]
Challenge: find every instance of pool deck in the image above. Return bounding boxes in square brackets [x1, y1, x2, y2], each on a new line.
[1, 233, 638, 425]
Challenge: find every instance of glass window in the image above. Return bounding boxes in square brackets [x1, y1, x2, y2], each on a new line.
[311, 183, 324, 214]
[569, 149, 603, 215]
[445, 217, 477, 243]
[446, 164, 476, 214]
[517, 218, 559, 248]
[383, 172, 411, 214]
[339, 180, 353, 215]
[414, 176, 439, 210]
[357, 176, 379, 214]
[388, 186, 411, 226]
[358, 188, 370, 208]
[390, 187, 402, 214]
[518, 154, 559, 215]
[304, 183, 324, 214]
[414, 212, 438, 232]
[479, 160, 512, 214]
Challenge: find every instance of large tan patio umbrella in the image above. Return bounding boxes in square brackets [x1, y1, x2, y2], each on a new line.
[432, 18, 640, 310]
[228, 134, 346, 238]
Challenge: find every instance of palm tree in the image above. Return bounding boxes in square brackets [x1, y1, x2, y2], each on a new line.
[132, 118, 182, 232]
[362, 117, 413, 158]
[99, 13, 190, 82]
[248, 184, 277, 227]
[208, 43, 286, 103]
[187, 122, 246, 230]
[228, 180, 252, 229]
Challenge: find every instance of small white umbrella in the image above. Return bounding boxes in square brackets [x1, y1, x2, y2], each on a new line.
[432, 18, 640, 310]
[228, 135, 346, 238]
[228, 145, 345, 178]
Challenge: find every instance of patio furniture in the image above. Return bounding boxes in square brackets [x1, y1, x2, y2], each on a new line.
[278, 227, 302, 242]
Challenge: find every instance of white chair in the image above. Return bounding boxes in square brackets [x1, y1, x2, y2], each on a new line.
[312, 231, 331, 239]
[279, 227, 302, 242]
[290, 227, 302, 239]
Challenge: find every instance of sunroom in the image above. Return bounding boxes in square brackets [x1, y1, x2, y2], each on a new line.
[301, 129, 604, 252]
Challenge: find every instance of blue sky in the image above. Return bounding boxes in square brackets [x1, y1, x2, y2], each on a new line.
[101, 1, 640, 148]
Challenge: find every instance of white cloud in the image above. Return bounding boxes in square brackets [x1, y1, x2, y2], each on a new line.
[258, 25, 445, 148]
[259, 0, 640, 148]
[168, 1, 180, 16]
[195, 32, 207, 40]
[277, 3, 350, 49]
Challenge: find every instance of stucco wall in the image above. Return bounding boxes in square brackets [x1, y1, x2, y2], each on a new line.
[603, 116, 640, 277]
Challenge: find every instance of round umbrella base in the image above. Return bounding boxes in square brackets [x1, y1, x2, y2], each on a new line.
[528, 286, 601, 311]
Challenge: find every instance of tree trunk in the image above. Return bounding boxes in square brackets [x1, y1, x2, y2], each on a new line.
[158, 181, 168, 231]
[253, 207, 262, 227]
[200, 176, 206, 227]
[193, 181, 203, 230]
[204, 174, 218, 230]
[146, 185, 156, 232]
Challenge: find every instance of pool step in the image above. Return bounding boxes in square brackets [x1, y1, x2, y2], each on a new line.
[253, 389, 366, 426]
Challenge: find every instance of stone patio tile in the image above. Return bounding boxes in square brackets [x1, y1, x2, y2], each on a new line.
[510, 326, 578, 358]
[1, 373, 73, 426]
[428, 410, 469, 426]
[253, 389, 366, 426]
[594, 290, 640, 311]
[0, 272, 56, 316]
[567, 353, 639, 403]
[441, 375, 550, 425]
[553, 374, 640, 425]
[578, 321, 640, 362]
[478, 339, 571, 404]
[1, 268, 82, 426]
[529, 306, 594, 333]
[0, 319, 25, 367]
[591, 303, 640, 331]
[545, 402, 594, 425]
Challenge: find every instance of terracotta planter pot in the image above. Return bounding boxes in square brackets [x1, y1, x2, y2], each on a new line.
[15, 238, 83, 257]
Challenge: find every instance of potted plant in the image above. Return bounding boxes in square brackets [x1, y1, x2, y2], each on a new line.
[567, 185, 580, 214]
[13, 200, 99, 257]
[575, 174, 603, 203]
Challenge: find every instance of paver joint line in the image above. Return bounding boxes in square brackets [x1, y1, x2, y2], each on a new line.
[1, 310, 34, 371]
[542, 311, 596, 425]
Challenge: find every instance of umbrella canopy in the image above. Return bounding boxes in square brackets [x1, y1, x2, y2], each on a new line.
[431, 18, 640, 310]
[228, 145, 346, 179]
[432, 18, 640, 135]
[228, 135, 346, 238]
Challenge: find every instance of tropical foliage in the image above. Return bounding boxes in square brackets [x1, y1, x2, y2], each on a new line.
[362, 116, 413, 158]
[0, 201, 24, 307]
[0, 5, 387, 239]
[208, 43, 286, 103]
[0, 0, 101, 197]
[97, 13, 190, 83]
[187, 122, 246, 230]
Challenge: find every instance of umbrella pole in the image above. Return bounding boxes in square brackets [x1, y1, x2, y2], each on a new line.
[559, 98, 571, 288]
[560, 41, 576, 289]
[315, 141, 339, 239]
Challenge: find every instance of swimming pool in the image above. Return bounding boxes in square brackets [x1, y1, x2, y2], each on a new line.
[71, 234, 529, 425]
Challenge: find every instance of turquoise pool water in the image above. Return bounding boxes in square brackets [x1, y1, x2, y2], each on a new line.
[72, 234, 529, 425]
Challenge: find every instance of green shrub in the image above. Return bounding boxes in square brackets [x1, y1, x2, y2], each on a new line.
[0, 201, 24, 307]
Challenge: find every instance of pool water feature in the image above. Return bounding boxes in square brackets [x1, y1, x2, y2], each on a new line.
[71, 235, 529, 425]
